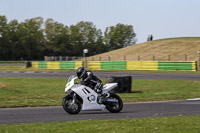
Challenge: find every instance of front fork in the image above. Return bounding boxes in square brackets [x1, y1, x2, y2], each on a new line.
[72, 93, 76, 104]
[64, 90, 77, 104]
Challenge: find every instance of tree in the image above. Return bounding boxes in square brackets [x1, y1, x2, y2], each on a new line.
[4, 19, 20, 60]
[0, 15, 137, 60]
[104, 23, 136, 51]
[0, 15, 8, 60]
[0, 16, 7, 36]
[17, 17, 44, 60]
[44, 18, 71, 56]
[70, 21, 103, 56]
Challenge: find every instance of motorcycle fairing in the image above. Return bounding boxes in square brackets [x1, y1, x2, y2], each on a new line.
[71, 85, 105, 111]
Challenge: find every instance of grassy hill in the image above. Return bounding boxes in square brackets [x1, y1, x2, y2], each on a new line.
[87, 37, 200, 61]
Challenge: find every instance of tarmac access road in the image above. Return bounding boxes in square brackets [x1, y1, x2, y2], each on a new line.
[0, 72, 200, 81]
[0, 100, 200, 124]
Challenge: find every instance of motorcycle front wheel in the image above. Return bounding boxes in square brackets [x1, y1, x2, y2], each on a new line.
[105, 93, 123, 113]
[62, 94, 82, 114]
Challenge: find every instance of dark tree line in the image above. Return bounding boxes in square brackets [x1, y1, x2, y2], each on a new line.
[0, 15, 136, 60]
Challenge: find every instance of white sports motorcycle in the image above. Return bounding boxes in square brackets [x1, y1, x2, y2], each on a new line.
[62, 75, 123, 114]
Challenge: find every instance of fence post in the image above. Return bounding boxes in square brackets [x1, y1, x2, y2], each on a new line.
[168, 55, 171, 61]
[44, 56, 47, 61]
[185, 54, 187, 61]
[108, 56, 110, 61]
[153, 55, 155, 61]
[85, 57, 88, 69]
[99, 57, 101, 61]
[124, 56, 126, 61]
[52, 56, 55, 61]
[138, 55, 140, 61]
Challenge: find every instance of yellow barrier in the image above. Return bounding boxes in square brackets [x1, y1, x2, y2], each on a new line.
[47, 62, 60, 69]
[31, 61, 38, 69]
[127, 61, 158, 70]
[75, 61, 83, 69]
[88, 61, 101, 70]
[192, 62, 197, 71]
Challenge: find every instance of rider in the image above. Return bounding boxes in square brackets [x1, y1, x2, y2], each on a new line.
[76, 67, 103, 94]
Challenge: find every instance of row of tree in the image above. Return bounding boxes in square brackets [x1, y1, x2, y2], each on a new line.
[0, 15, 136, 60]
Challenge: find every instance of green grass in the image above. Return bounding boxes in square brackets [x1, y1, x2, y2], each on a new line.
[119, 79, 200, 102]
[0, 78, 67, 107]
[0, 66, 26, 72]
[0, 115, 200, 133]
[1, 77, 200, 107]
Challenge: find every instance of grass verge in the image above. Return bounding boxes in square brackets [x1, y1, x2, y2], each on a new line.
[1, 77, 200, 107]
[0, 115, 200, 133]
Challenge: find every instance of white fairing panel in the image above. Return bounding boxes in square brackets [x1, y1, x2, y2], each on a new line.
[102, 83, 118, 94]
[65, 76, 77, 92]
[71, 85, 105, 110]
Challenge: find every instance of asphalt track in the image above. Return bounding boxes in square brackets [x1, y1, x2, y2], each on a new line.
[0, 72, 200, 124]
[0, 72, 200, 81]
[0, 100, 200, 124]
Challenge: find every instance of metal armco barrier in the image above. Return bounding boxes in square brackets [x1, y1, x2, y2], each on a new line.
[31, 61, 82, 70]
[87, 61, 101, 70]
[101, 61, 126, 70]
[30, 61, 197, 71]
[127, 61, 158, 70]
[158, 61, 196, 71]
[87, 61, 197, 71]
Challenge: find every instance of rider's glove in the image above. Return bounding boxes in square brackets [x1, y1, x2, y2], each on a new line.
[80, 81, 84, 85]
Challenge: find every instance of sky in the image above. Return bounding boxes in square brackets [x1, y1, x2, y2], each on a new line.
[0, 0, 200, 43]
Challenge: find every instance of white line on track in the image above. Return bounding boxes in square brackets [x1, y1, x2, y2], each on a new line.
[187, 98, 200, 100]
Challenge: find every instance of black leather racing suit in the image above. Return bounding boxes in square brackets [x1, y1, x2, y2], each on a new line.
[81, 71, 103, 93]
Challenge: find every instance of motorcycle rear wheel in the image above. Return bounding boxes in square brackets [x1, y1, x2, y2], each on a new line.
[62, 95, 82, 114]
[105, 93, 123, 113]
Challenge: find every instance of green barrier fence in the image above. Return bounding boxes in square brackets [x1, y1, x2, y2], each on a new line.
[158, 61, 196, 71]
[31, 61, 197, 71]
[38, 62, 47, 69]
[60, 62, 75, 69]
[101, 61, 127, 70]
[88, 61, 197, 71]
